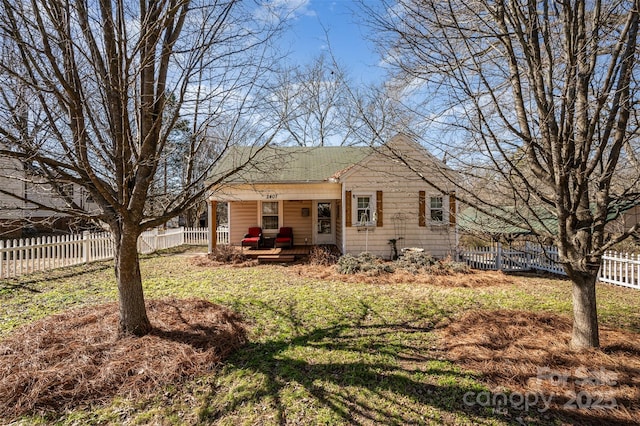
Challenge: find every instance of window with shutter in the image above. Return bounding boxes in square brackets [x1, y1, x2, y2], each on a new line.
[349, 192, 377, 226]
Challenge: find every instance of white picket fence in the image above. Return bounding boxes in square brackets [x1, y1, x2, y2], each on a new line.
[216, 225, 229, 245]
[186, 227, 211, 245]
[459, 243, 565, 275]
[0, 226, 209, 279]
[5, 227, 637, 291]
[599, 251, 640, 290]
[458, 243, 640, 290]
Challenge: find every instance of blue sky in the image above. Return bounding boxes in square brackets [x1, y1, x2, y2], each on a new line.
[277, 0, 385, 84]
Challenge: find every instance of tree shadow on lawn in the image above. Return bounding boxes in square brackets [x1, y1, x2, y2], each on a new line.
[195, 299, 640, 426]
[196, 301, 524, 425]
[0, 262, 111, 294]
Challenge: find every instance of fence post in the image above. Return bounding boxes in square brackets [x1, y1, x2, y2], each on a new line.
[153, 227, 159, 252]
[624, 252, 629, 285]
[636, 253, 639, 288]
[496, 242, 502, 270]
[82, 231, 90, 263]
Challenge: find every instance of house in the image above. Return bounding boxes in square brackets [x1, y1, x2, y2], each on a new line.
[206, 134, 459, 259]
[0, 153, 25, 236]
[0, 149, 100, 237]
[458, 200, 640, 245]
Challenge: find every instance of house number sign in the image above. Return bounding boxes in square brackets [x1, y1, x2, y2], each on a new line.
[264, 194, 277, 199]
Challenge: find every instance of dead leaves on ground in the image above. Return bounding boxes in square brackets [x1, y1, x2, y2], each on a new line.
[441, 309, 640, 425]
[0, 298, 246, 421]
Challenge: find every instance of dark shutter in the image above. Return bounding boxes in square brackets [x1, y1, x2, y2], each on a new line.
[419, 191, 426, 227]
[345, 191, 352, 227]
[376, 191, 383, 227]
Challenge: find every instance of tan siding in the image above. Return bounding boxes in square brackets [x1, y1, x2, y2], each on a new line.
[211, 182, 341, 201]
[341, 137, 457, 259]
[283, 200, 313, 245]
[229, 201, 258, 245]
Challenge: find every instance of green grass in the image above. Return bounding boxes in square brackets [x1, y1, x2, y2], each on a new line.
[1, 248, 638, 425]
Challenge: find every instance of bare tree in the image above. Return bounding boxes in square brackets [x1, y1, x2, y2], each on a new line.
[0, 0, 285, 336]
[364, 0, 640, 348]
[267, 50, 416, 147]
[268, 54, 355, 146]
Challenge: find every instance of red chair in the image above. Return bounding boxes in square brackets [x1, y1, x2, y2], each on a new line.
[241, 227, 263, 249]
[275, 227, 293, 249]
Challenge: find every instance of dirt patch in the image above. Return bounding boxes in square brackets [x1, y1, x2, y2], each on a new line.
[291, 263, 514, 287]
[190, 252, 258, 268]
[441, 309, 640, 425]
[0, 298, 246, 421]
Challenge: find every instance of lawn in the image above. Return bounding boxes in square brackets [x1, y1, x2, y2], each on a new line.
[1, 246, 639, 425]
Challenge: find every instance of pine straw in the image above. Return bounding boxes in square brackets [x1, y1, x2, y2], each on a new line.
[291, 263, 514, 287]
[189, 252, 514, 287]
[0, 298, 246, 421]
[440, 309, 640, 425]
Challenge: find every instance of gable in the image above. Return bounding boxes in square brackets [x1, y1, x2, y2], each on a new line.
[338, 134, 457, 190]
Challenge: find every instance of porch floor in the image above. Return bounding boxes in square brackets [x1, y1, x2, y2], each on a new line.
[238, 245, 312, 259]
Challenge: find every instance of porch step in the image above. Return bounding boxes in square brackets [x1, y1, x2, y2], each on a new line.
[257, 254, 296, 263]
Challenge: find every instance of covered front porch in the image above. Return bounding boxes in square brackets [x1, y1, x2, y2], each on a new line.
[207, 182, 344, 253]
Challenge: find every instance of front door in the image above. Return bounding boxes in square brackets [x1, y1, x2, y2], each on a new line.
[315, 201, 335, 244]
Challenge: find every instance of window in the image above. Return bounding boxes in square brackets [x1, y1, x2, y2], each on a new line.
[61, 183, 74, 197]
[356, 196, 371, 224]
[351, 194, 376, 226]
[261, 201, 279, 230]
[430, 196, 444, 222]
[317, 202, 332, 234]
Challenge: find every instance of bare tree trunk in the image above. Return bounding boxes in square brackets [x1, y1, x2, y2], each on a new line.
[570, 272, 599, 349]
[183, 206, 200, 228]
[113, 224, 151, 336]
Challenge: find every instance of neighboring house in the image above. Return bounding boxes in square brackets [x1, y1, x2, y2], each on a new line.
[458, 200, 640, 244]
[0, 153, 25, 236]
[206, 134, 458, 259]
[607, 203, 640, 240]
[0, 150, 100, 237]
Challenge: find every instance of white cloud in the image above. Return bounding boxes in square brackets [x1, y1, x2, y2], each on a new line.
[254, 0, 316, 24]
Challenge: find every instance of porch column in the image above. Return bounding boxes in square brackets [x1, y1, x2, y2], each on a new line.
[208, 200, 217, 252]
